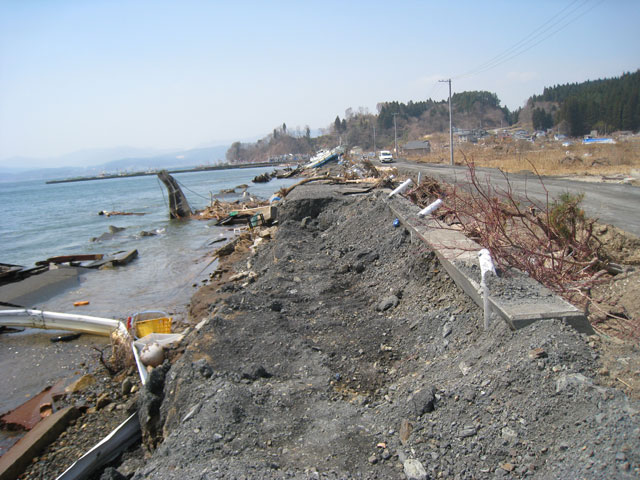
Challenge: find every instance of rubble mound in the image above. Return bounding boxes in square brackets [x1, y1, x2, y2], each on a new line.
[134, 188, 640, 479]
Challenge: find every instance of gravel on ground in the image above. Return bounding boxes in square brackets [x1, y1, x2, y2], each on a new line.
[121, 185, 640, 479]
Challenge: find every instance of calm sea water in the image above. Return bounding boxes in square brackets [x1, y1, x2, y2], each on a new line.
[0, 167, 296, 440]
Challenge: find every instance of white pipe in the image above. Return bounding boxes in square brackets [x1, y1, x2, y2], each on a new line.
[131, 341, 149, 385]
[478, 249, 496, 330]
[478, 249, 496, 277]
[0, 309, 121, 336]
[388, 178, 413, 198]
[55, 413, 140, 480]
[481, 276, 491, 330]
[418, 198, 443, 217]
[417, 172, 422, 185]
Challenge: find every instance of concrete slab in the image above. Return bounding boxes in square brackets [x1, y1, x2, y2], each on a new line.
[0, 406, 79, 480]
[0, 266, 82, 309]
[386, 196, 592, 334]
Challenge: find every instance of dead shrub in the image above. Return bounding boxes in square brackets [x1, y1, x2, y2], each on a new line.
[406, 156, 609, 312]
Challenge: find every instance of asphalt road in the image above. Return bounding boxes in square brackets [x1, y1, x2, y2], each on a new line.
[393, 160, 640, 237]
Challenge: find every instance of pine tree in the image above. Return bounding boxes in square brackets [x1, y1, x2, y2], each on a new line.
[334, 116, 341, 132]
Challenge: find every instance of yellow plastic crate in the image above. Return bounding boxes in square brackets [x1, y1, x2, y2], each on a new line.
[135, 317, 172, 338]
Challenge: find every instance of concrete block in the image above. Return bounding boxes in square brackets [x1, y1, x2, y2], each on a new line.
[387, 199, 592, 334]
[0, 406, 79, 480]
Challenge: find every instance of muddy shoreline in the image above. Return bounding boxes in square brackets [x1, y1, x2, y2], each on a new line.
[13, 181, 640, 479]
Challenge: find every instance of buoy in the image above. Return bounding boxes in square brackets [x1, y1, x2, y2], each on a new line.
[140, 343, 164, 367]
[73, 301, 90, 307]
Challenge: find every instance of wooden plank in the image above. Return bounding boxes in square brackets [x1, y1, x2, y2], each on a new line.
[36, 254, 103, 266]
[111, 249, 139, 266]
[0, 407, 79, 480]
[84, 250, 138, 268]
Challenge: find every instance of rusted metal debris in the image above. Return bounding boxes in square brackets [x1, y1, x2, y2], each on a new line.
[0, 380, 67, 431]
[157, 170, 192, 219]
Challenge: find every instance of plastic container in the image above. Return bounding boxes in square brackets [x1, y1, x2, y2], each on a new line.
[135, 317, 172, 337]
[130, 311, 172, 338]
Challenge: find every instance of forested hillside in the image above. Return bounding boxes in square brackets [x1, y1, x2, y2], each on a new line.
[226, 71, 639, 162]
[225, 123, 317, 164]
[531, 70, 640, 136]
[339, 91, 514, 153]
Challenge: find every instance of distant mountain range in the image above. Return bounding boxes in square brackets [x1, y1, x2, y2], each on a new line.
[0, 144, 230, 183]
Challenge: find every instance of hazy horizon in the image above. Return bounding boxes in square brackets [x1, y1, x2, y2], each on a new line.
[1, 0, 638, 167]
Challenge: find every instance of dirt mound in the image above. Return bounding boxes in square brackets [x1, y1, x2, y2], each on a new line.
[594, 223, 640, 265]
[131, 188, 640, 479]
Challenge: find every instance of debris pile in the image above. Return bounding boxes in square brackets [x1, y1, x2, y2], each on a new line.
[126, 187, 639, 479]
[400, 163, 639, 339]
[195, 198, 269, 223]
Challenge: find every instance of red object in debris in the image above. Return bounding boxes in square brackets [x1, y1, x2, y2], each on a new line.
[39, 403, 53, 419]
[0, 380, 66, 430]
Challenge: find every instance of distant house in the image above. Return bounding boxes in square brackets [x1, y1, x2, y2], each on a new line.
[456, 132, 478, 144]
[454, 128, 487, 144]
[401, 140, 431, 155]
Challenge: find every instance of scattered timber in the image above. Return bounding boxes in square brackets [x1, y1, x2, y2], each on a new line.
[84, 249, 138, 268]
[0, 263, 26, 283]
[215, 205, 277, 226]
[33, 250, 138, 269]
[98, 211, 145, 217]
[36, 254, 104, 267]
[275, 165, 302, 178]
[195, 198, 269, 222]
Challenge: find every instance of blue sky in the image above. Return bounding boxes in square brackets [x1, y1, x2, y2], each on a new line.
[0, 0, 638, 166]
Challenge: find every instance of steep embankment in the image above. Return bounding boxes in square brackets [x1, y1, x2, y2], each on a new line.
[133, 186, 640, 479]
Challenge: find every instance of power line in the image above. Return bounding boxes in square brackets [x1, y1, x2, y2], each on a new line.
[425, 80, 443, 100]
[457, 0, 585, 78]
[175, 178, 211, 201]
[455, 0, 601, 80]
[439, 79, 454, 166]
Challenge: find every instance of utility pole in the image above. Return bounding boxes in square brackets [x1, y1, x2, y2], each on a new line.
[373, 124, 376, 154]
[392, 113, 399, 157]
[440, 79, 454, 165]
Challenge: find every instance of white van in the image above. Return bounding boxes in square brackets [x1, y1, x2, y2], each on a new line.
[378, 150, 394, 163]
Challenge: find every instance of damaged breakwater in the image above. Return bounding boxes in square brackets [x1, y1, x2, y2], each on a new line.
[131, 184, 640, 479]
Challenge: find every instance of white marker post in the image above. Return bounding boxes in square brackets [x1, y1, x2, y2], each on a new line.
[418, 198, 443, 217]
[388, 178, 413, 198]
[478, 249, 496, 330]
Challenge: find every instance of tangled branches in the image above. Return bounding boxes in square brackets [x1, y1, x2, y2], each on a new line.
[407, 158, 610, 309]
